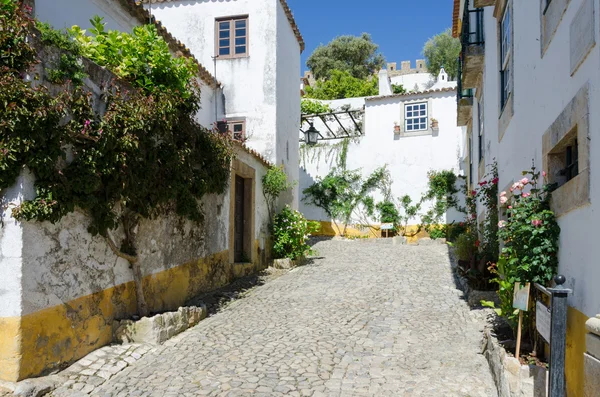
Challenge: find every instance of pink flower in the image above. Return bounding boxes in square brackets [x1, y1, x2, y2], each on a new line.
[531, 219, 543, 227]
[498, 220, 507, 228]
[500, 196, 508, 204]
[508, 205, 512, 209]
[542, 171, 547, 178]
[84, 120, 91, 127]
[522, 192, 531, 198]
[520, 177, 529, 185]
[511, 182, 521, 191]
[500, 191, 507, 197]
[492, 177, 499, 185]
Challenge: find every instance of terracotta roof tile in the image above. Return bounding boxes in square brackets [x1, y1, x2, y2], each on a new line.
[452, 0, 461, 38]
[142, 0, 304, 52]
[233, 140, 273, 168]
[365, 87, 456, 102]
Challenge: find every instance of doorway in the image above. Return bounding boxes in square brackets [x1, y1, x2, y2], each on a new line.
[234, 175, 247, 262]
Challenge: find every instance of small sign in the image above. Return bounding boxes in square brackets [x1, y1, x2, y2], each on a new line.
[381, 223, 394, 230]
[536, 300, 552, 343]
[513, 282, 531, 311]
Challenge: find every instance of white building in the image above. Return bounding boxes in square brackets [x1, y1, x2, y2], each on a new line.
[144, 0, 303, 207]
[299, 67, 464, 238]
[0, 0, 302, 382]
[454, 0, 600, 395]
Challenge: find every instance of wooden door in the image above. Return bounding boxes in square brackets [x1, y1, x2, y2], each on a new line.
[234, 175, 245, 262]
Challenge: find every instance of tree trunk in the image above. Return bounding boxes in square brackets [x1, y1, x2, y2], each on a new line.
[105, 214, 149, 318]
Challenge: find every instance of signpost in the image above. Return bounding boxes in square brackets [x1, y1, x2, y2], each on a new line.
[513, 282, 531, 360]
[536, 300, 551, 343]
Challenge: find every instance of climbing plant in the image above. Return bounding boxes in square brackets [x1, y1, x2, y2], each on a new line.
[0, 5, 234, 316]
[262, 165, 295, 225]
[302, 166, 390, 236]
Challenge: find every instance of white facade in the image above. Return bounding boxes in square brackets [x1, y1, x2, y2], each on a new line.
[461, 0, 600, 319]
[390, 73, 435, 92]
[299, 69, 463, 227]
[146, 0, 302, 207]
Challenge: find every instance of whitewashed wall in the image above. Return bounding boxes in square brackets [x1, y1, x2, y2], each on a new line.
[390, 73, 435, 92]
[275, 0, 301, 209]
[299, 91, 464, 226]
[0, 145, 269, 322]
[475, 0, 600, 317]
[35, 0, 139, 32]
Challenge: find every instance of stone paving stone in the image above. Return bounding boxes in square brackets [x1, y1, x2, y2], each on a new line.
[49, 240, 497, 396]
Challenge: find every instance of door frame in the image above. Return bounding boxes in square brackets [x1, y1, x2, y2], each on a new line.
[229, 159, 255, 264]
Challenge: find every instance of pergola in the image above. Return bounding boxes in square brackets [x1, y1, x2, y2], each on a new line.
[300, 108, 365, 144]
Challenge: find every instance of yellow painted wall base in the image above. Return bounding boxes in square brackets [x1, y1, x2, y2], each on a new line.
[566, 306, 588, 397]
[311, 221, 432, 243]
[0, 248, 264, 382]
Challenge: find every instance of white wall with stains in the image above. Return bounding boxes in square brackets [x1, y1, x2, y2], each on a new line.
[299, 90, 464, 226]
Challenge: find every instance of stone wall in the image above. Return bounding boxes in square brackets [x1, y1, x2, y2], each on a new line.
[0, 40, 272, 382]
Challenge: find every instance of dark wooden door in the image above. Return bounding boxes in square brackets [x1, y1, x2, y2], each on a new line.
[234, 175, 245, 262]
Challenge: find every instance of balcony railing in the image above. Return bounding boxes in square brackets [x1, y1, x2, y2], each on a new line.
[459, 0, 485, 89]
[461, 0, 484, 49]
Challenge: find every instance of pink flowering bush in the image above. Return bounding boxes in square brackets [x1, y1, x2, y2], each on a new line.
[497, 166, 560, 285]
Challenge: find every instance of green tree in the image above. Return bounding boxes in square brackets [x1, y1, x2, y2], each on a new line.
[306, 33, 385, 80]
[303, 70, 378, 100]
[391, 84, 406, 94]
[423, 28, 461, 80]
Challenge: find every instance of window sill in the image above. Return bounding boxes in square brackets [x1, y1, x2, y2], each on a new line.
[217, 55, 249, 60]
[395, 129, 434, 138]
[550, 168, 590, 217]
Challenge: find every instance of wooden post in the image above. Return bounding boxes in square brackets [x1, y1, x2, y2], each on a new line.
[515, 310, 523, 360]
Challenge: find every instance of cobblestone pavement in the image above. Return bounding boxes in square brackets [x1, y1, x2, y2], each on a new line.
[51, 239, 497, 397]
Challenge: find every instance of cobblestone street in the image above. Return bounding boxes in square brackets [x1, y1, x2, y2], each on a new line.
[51, 239, 497, 396]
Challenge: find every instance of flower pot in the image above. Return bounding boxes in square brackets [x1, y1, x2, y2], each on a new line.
[393, 125, 401, 134]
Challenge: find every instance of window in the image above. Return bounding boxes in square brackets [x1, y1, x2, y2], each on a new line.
[404, 102, 428, 132]
[469, 135, 473, 185]
[216, 16, 248, 58]
[478, 99, 484, 162]
[227, 120, 245, 141]
[564, 140, 579, 182]
[500, 4, 511, 110]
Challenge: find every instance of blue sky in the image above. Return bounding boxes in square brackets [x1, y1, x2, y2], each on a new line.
[287, 0, 454, 74]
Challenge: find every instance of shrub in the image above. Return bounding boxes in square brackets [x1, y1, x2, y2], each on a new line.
[273, 206, 320, 260]
[455, 232, 478, 262]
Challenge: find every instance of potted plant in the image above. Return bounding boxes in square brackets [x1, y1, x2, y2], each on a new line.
[393, 122, 401, 134]
[431, 118, 439, 129]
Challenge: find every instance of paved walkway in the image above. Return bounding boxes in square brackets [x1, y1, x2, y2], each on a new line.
[52, 239, 497, 397]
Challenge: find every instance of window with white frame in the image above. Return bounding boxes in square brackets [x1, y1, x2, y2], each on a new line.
[500, 4, 511, 110]
[227, 120, 245, 141]
[404, 102, 428, 132]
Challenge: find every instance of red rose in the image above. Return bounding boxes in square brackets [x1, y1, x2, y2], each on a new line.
[492, 177, 499, 185]
[475, 240, 481, 247]
[479, 181, 487, 186]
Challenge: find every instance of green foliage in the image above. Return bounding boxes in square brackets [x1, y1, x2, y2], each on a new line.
[422, 28, 461, 80]
[0, 1, 36, 72]
[455, 232, 478, 262]
[421, 169, 460, 231]
[306, 33, 385, 80]
[303, 69, 378, 100]
[471, 162, 500, 264]
[498, 167, 560, 284]
[302, 166, 390, 236]
[272, 206, 320, 260]
[376, 201, 399, 225]
[391, 83, 406, 94]
[487, 258, 520, 329]
[262, 165, 294, 224]
[47, 54, 87, 86]
[300, 99, 331, 115]
[36, 21, 82, 54]
[397, 195, 421, 237]
[1, 6, 234, 238]
[69, 17, 197, 97]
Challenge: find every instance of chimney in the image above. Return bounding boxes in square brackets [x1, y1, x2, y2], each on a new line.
[378, 69, 392, 96]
